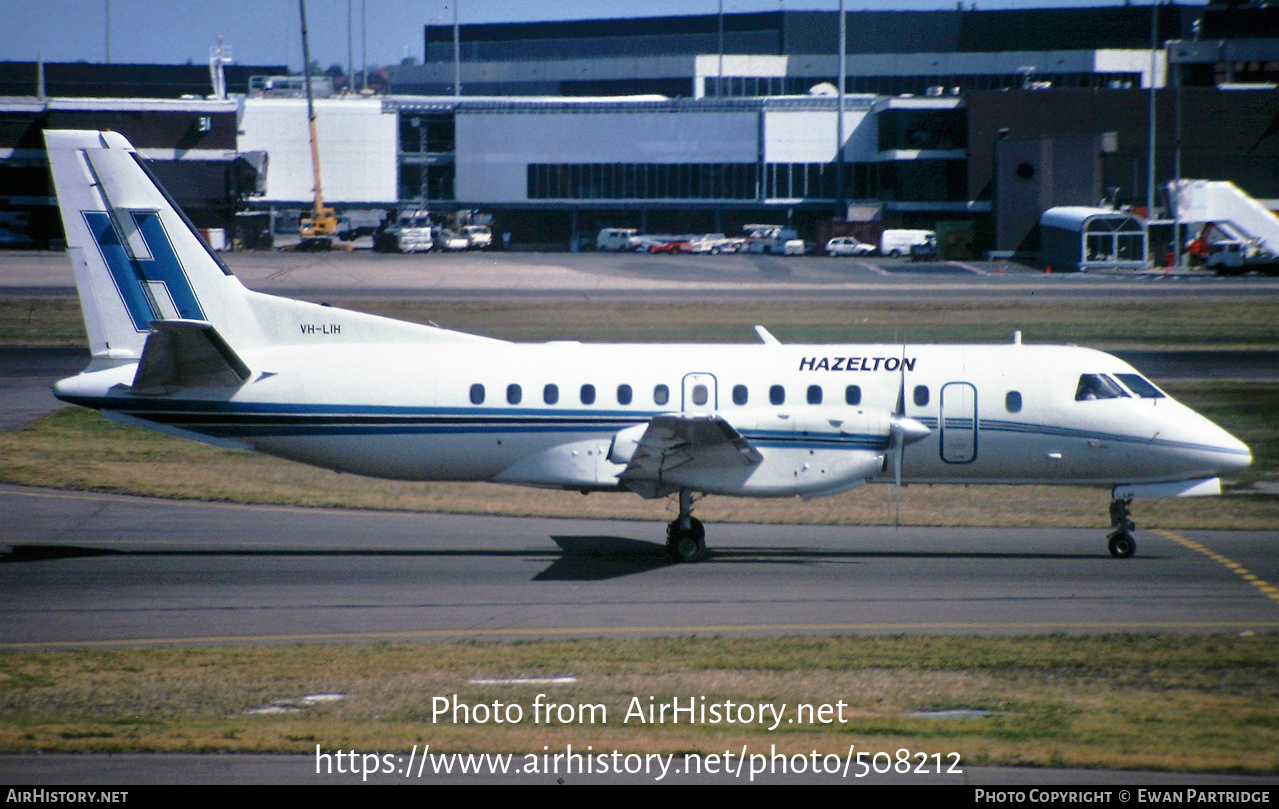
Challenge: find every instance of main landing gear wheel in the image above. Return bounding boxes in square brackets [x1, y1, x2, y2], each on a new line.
[666, 488, 706, 562]
[666, 517, 706, 563]
[1108, 532, 1136, 558]
[1107, 496, 1136, 558]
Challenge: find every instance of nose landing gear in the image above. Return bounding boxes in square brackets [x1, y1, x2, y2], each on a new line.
[1107, 496, 1136, 558]
[666, 488, 706, 562]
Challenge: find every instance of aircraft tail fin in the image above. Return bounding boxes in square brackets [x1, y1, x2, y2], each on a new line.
[44, 130, 258, 362]
[47, 129, 503, 366]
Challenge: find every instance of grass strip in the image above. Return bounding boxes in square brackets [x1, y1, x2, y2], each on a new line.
[4, 296, 1279, 348]
[2, 635, 1276, 773]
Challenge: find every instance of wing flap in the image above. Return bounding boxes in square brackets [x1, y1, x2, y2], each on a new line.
[618, 414, 762, 498]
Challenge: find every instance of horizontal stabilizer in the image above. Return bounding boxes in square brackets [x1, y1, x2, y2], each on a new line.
[131, 319, 251, 393]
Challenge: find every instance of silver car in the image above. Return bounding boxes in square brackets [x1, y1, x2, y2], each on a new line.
[825, 236, 876, 256]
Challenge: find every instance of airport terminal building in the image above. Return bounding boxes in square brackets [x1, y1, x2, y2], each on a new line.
[2, 3, 1278, 255]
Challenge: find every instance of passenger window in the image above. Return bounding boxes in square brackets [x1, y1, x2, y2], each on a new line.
[845, 385, 861, 405]
[1075, 374, 1128, 401]
[732, 384, 748, 405]
[617, 384, 633, 405]
[770, 385, 785, 405]
[1005, 391, 1022, 413]
[543, 383, 559, 405]
[654, 384, 669, 405]
[506, 384, 522, 405]
[1115, 373, 1165, 399]
[807, 384, 822, 405]
[692, 384, 708, 406]
[913, 385, 929, 407]
[580, 384, 596, 405]
[469, 384, 485, 405]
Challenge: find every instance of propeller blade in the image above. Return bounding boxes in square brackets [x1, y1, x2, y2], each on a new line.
[893, 431, 903, 525]
[889, 340, 919, 526]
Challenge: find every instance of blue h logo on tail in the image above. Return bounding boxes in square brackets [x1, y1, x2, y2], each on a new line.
[83, 210, 206, 330]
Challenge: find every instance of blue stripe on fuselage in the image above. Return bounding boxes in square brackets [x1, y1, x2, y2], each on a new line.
[55, 395, 891, 448]
[57, 396, 1246, 458]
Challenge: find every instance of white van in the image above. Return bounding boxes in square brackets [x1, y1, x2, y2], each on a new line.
[879, 229, 936, 258]
[744, 225, 800, 254]
[596, 228, 640, 251]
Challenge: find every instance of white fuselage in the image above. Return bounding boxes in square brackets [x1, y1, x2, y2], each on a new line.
[54, 339, 1252, 497]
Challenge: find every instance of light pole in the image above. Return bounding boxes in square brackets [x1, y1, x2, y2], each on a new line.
[836, 0, 846, 215]
[1146, 0, 1158, 224]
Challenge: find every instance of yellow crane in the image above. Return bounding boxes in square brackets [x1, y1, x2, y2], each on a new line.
[297, 0, 338, 249]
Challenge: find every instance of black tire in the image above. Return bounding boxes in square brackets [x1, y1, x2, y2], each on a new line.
[666, 517, 706, 562]
[1108, 532, 1136, 558]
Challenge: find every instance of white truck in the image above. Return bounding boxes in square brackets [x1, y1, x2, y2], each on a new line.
[1205, 237, 1279, 276]
[744, 225, 803, 255]
[374, 211, 435, 253]
[335, 210, 386, 242]
[879, 228, 936, 259]
[596, 228, 641, 251]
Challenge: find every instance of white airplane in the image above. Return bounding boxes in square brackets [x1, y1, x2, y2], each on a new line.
[44, 129, 1252, 562]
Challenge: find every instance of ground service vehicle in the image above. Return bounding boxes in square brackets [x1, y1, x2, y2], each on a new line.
[374, 211, 434, 253]
[597, 228, 640, 251]
[880, 229, 936, 258]
[745, 225, 800, 255]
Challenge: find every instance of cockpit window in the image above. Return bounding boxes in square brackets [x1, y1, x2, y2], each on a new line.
[1075, 374, 1130, 401]
[1115, 373, 1166, 399]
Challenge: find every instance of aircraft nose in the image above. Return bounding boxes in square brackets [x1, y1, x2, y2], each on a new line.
[1217, 433, 1253, 472]
[1198, 418, 1252, 473]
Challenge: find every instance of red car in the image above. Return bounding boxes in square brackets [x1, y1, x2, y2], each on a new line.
[648, 240, 689, 254]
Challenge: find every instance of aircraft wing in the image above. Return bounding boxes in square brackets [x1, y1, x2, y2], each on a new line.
[617, 413, 763, 498]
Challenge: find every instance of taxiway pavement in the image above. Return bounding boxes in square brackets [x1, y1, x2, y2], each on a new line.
[3, 485, 1276, 649]
[6, 248, 1279, 300]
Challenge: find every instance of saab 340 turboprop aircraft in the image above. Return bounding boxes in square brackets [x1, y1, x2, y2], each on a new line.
[44, 130, 1252, 562]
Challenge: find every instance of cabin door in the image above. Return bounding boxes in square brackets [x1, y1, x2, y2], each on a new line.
[939, 382, 978, 464]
